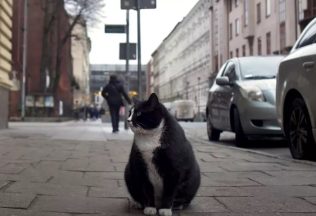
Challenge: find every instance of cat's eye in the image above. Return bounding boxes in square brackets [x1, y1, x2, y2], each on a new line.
[136, 111, 141, 117]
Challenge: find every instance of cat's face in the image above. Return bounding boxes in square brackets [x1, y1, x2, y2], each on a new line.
[127, 93, 164, 134]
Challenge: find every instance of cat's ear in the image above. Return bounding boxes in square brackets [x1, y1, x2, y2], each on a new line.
[147, 93, 159, 108]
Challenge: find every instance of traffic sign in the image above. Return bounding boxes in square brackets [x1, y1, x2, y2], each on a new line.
[105, 25, 126, 34]
[121, 0, 156, 10]
[119, 43, 137, 60]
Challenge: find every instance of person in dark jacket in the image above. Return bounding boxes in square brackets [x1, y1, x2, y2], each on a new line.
[102, 75, 131, 133]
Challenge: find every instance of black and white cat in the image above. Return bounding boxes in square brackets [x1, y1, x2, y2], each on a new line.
[124, 93, 201, 216]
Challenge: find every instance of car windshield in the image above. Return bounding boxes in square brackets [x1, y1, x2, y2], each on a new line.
[239, 57, 283, 80]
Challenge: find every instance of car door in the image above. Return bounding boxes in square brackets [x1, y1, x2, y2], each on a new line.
[291, 21, 316, 123]
[208, 62, 228, 129]
[220, 61, 239, 130]
[211, 61, 237, 130]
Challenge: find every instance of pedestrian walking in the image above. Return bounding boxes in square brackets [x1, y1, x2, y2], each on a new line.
[101, 75, 131, 133]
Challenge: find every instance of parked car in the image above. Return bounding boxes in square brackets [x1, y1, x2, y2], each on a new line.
[206, 56, 284, 146]
[170, 99, 196, 121]
[276, 18, 316, 159]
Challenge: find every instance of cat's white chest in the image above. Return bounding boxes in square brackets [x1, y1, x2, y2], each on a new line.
[135, 134, 163, 203]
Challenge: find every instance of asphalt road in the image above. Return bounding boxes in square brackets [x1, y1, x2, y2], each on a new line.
[180, 122, 293, 160]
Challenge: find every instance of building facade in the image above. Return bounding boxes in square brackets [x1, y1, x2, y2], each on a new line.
[151, 0, 212, 113]
[0, 0, 13, 129]
[71, 18, 91, 109]
[209, 0, 315, 77]
[10, 0, 74, 118]
[90, 64, 146, 107]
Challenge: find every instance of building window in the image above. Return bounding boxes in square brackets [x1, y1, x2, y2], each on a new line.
[249, 43, 253, 55]
[235, 18, 240, 36]
[257, 3, 261, 23]
[229, 0, 233, 12]
[266, 32, 271, 54]
[279, 0, 286, 23]
[236, 48, 239, 57]
[266, 0, 271, 17]
[230, 51, 233, 58]
[243, 0, 249, 26]
[258, 37, 262, 55]
[229, 23, 233, 39]
[242, 45, 246, 56]
[280, 22, 286, 53]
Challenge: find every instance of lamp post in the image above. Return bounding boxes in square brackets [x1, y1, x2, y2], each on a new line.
[121, 0, 156, 100]
[21, 0, 28, 120]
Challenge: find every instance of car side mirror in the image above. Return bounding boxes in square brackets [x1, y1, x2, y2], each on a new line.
[216, 76, 230, 86]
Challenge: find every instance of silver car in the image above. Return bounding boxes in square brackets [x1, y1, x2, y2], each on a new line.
[206, 56, 284, 146]
[276, 17, 316, 160]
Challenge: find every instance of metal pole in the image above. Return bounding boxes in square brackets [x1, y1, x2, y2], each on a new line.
[21, 0, 28, 120]
[136, 0, 142, 99]
[126, 10, 130, 92]
[124, 9, 130, 130]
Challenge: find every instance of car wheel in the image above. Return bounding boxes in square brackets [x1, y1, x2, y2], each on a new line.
[286, 98, 315, 160]
[207, 113, 221, 141]
[233, 108, 248, 147]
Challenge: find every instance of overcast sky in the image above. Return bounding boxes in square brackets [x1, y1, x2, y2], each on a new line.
[88, 0, 199, 65]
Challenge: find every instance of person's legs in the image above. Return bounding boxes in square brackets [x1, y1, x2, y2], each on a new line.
[109, 105, 117, 132]
[113, 106, 120, 132]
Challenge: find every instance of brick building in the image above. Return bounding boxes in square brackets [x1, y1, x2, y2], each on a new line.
[10, 0, 74, 119]
[0, 0, 13, 129]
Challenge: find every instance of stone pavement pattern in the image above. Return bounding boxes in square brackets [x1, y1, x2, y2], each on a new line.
[0, 121, 316, 215]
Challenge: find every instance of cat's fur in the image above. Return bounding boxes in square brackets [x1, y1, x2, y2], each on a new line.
[124, 93, 201, 216]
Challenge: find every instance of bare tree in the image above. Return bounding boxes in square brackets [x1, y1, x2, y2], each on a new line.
[40, 0, 105, 93]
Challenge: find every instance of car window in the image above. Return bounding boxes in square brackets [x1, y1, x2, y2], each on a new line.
[296, 22, 316, 49]
[239, 57, 282, 80]
[223, 62, 238, 82]
[218, 62, 228, 76]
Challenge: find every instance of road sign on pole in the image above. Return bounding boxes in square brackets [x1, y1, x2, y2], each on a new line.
[121, 0, 156, 10]
[119, 43, 136, 60]
[105, 25, 126, 33]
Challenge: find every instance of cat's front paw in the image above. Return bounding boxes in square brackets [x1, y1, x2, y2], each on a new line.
[159, 208, 172, 216]
[144, 207, 157, 215]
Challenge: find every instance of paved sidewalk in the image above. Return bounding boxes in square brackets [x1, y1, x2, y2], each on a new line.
[0, 121, 316, 215]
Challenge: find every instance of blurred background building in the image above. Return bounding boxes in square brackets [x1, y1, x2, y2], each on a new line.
[9, 0, 91, 120]
[71, 17, 91, 110]
[151, 0, 212, 115]
[0, 0, 13, 129]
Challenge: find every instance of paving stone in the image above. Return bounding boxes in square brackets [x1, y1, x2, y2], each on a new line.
[201, 172, 265, 187]
[0, 208, 70, 216]
[89, 185, 128, 198]
[84, 172, 124, 180]
[218, 161, 287, 172]
[250, 170, 316, 186]
[181, 197, 228, 213]
[6, 182, 88, 196]
[303, 197, 316, 205]
[32, 195, 129, 214]
[0, 163, 27, 174]
[198, 162, 226, 172]
[217, 196, 316, 213]
[196, 186, 252, 197]
[0, 193, 36, 209]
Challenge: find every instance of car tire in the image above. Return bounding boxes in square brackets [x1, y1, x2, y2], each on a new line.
[285, 98, 315, 160]
[233, 108, 248, 147]
[207, 112, 221, 141]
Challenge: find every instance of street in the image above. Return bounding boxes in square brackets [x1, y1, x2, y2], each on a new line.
[181, 122, 292, 160]
[0, 121, 316, 215]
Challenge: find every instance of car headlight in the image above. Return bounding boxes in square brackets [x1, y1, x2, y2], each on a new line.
[240, 86, 265, 102]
